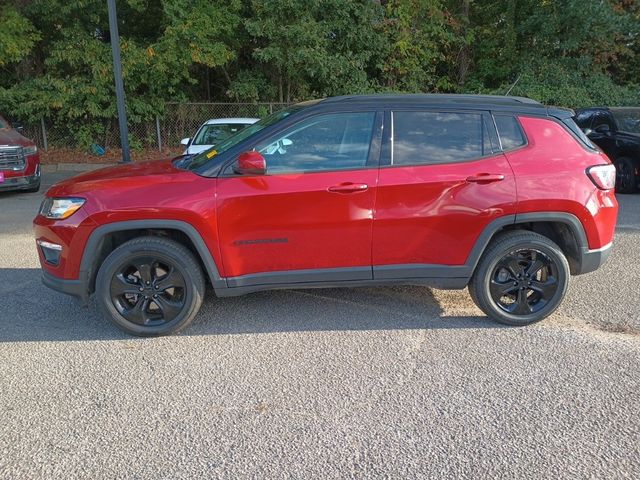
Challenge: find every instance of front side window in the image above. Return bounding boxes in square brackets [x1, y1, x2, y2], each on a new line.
[255, 112, 376, 174]
[610, 109, 640, 134]
[592, 112, 614, 131]
[0, 115, 7, 129]
[392, 111, 489, 165]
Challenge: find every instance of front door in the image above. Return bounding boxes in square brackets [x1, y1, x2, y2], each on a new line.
[216, 111, 381, 285]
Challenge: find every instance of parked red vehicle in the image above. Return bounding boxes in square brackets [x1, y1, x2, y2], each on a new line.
[34, 95, 618, 336]
[0, 114, 41, 192]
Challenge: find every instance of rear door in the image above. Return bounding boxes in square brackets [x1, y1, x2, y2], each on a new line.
[372, 109, 517, 279]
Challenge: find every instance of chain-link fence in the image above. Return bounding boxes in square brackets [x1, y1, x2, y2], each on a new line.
[20, 102, 291, 159]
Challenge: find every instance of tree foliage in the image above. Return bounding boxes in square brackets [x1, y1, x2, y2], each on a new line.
[0, 0, 638, 147]
[0, 7, 40, 67]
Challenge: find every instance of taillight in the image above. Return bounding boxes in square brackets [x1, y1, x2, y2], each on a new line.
[586, 164, 616, 190]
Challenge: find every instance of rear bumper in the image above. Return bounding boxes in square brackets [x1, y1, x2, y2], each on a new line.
[576, 242, 612, 275]
[42, 270, 87, 302]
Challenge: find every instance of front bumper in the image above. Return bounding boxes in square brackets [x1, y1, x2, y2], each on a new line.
[576, 242, 612, 275]
[42, 270, 88, 302]
[0, 168, 40, 191]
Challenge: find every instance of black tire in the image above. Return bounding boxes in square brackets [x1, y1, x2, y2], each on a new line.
[95, 236, 205, 336]
[469, 231, 570, 326]
[614, 157, 638, 194]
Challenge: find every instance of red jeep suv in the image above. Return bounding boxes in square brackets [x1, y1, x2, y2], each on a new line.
[34, 95, 618, 336]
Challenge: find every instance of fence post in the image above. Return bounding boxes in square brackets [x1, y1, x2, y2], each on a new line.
[156, 115, 162, 152]
[269, 103, 273, 114]
[40, 118, 48, 151]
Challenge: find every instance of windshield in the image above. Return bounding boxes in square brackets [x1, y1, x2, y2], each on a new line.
[193, 123, 254, 146]
[610, 109, 640, 134]
[185, 107, 301, 170]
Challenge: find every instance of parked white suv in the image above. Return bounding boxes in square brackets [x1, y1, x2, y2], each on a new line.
[180, 118, 259, 155]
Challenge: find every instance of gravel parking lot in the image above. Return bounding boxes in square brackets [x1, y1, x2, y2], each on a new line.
[1, 171, 639, 478]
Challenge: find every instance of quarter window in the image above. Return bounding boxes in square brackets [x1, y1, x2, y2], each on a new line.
[494, 115, 526, 151]
[392, 111, 489, 165]
[255, 112, 376, 173]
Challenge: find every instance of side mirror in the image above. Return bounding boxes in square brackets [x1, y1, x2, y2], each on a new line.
[13, 122, 24, 133]
[234, 151, 266, 175]
[594, 124, 611, 134]
[180, 137, 191, 146]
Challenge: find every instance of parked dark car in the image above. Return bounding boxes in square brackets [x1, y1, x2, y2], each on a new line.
[0, 114, 41, 193]
[574, 107, 640, 193]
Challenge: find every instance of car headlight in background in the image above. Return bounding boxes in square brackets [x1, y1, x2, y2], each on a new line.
[23, 146, 38, 156]
[40, 197, 86, 219]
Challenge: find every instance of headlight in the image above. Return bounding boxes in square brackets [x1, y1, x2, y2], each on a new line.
[23, 146, 38, 156]
[40, 197, 86, 219]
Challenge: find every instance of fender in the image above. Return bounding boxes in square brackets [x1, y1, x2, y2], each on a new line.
[466, 211, 597, 275]
[79, 220, 226, 299]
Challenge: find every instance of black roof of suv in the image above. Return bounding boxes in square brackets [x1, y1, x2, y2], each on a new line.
[314, 94, 569, 118]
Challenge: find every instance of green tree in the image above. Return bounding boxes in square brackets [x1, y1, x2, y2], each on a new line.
[380, 0, 463, 92]
[1, 0, 242, 148]
[0, 7, 40, 67]
[244, 0, 386, 102]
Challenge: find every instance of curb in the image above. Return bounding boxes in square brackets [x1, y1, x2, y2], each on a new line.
[42, 163, 116, 173]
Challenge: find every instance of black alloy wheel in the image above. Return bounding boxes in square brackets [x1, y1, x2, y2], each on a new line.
[489, 249, 559, 316]
[110, 257, 187, 326]
[96, 236, 205, 336]
[469, 231, 570, 326]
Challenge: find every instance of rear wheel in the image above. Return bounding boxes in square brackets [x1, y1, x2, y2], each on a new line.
[96, 237, 205, 336]
[614, 157, 638, 193]
[469, 231, 570, 326]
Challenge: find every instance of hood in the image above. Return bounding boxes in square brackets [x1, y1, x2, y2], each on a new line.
[0, 127, 36, 148]
[47, 159, 184, 196]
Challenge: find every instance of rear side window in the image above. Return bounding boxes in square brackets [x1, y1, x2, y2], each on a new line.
[494, 115, 526, 151]
[392, 111, 489, 165]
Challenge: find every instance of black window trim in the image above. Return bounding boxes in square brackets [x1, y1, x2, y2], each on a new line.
[492, 113, 529, 153]
[218, 109, 384, 177]
[381, 108, 500, 168]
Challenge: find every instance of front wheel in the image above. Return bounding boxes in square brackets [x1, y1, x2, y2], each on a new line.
[96, 236, 205, 336]
[469, 231, 570, 326]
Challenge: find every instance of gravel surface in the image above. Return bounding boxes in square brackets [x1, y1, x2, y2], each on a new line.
[1, 172, 639, 478]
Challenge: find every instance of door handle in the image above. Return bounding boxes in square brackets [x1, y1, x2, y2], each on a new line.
[327, 183, 369, 193]
[466, 174, 505, 184]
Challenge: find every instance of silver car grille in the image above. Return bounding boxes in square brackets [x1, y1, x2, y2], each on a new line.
[0, 146, 26, 171]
